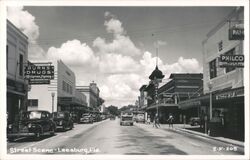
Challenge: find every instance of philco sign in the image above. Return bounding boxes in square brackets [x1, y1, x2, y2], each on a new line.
[229, 28, 244, 40]
[219, 55, 244, 68]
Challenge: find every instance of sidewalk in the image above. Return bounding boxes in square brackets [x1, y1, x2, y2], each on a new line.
[135, 122, 244, 148]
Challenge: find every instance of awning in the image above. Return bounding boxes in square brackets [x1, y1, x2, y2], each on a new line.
[146, 103, 178, 110]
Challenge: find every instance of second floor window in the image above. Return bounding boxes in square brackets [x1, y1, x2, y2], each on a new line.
[19, 54, 23, 76]
[218, 41, 223, 52]
[209, 59, 217, 79]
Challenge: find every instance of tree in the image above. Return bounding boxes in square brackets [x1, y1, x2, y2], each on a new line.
[106, 105, 119, 116]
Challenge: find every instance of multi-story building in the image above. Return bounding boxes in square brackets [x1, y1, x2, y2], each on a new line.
[138, 85, 147, 111]
[76, 82, 104, 113]
[145, 73, 203, 123]
[202, 7, 244, 140]
[28, 60, 87, 115]
[7, 20, 29, 123]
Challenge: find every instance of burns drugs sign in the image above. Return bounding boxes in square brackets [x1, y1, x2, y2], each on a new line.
[24, 64, 54, 84]
[219, 55, 244, 68]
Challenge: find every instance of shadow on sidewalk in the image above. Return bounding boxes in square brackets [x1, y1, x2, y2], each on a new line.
[185, 127, 244, 142]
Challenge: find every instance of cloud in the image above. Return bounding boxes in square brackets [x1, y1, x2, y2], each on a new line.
[140, 52, 202, 79]
[7, 6, 46, 60]
[93, 35, 141, 56]
[47, 39, 99, 67]
[7, 6, 39, 42]
[99, 53, 140, 74]
[99, 73, 146, 107]
[93, 11, 141, 57]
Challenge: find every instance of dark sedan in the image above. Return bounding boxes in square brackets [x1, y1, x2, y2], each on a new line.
[7, 110, 56, 141]
[52, 111, 74, 131]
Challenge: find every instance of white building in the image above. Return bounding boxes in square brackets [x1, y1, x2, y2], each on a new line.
[28, 60, 87, 114]
[7, 20, 29, 123]
[202, 7, 244, 140]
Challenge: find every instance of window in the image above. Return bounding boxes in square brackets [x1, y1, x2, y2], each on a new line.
[63, 81, 66, 91]
[19, 54, 23, 76]
[28, 99, 38, 107]
[209, 59, 217, 79]
[218, 41, 223, 52]
[225, 48, 236, 73]
[66, 83, 69, 93]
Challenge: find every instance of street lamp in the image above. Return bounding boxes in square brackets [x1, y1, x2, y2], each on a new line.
[207, 82, 213, 120]
[51, 92, 55, 113]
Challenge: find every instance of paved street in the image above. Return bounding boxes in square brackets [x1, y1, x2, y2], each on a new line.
[7, 118, 243, 155]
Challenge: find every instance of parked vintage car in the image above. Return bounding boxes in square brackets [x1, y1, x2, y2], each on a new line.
[7, 110, 56, 141]
[52, 111, 74, 131]
[79, 113, 93, 124]
[70, 112, 80, 123]
[189, 117, 201, 126]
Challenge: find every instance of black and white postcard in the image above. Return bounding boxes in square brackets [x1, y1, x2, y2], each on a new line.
[0, 0, 249, 160]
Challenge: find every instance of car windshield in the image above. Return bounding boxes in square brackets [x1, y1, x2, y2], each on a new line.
[54, 113, 65, 118]
[23, 111, 42, 119]
[82, 114, 90, 117]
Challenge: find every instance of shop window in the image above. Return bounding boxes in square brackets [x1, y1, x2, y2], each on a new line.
[218, 41, 223, 52]
[225, 48, 236, 73]
[209, 59, 217, 79]
[19, 54, 23, 76]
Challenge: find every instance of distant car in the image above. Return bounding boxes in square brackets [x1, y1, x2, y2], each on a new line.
[120, 112, 133, 126]
[110, 115, 116, 120]
[52, 111, 74, 131]
[7, 110, 56, 141]
[101, 115, 106, 120]
[135, 113, 145, 123]
[189, 117, 201, 126]
[79, 113, 93, 124]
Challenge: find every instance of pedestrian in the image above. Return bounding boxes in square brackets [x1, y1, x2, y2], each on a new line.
[155, 114, 160, 128]
[152, 115, 156, 128]
[147, 116, 151, 125]
[167, 113, 174, 128]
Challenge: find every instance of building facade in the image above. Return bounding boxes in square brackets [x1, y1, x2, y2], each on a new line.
[28, 60, 87, 115]
[202, 7, 244, 140]
[76, 82, 104, 113]
[146, 73, 203, 123]
[7, 20, 29, 123]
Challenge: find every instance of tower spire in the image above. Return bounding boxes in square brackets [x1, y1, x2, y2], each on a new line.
[156, 45, 158, 67]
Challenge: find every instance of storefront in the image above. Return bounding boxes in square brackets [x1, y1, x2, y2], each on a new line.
[212, 87, 244, 141]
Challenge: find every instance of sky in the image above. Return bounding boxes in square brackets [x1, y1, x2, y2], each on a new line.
[7, 6, 235, 108]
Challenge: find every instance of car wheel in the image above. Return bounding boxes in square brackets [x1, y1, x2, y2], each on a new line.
[194, 122, 199, 126]
[35, 132, 41, 141]
[50, 127, 55, 136]
[62, 126, 66, 132]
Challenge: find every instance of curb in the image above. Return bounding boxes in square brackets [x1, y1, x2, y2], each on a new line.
[135, 123, 244, 149]
[166, 127, 244, 148]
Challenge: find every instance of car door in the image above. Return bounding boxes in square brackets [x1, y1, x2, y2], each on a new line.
[41, 112, 51, 132]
